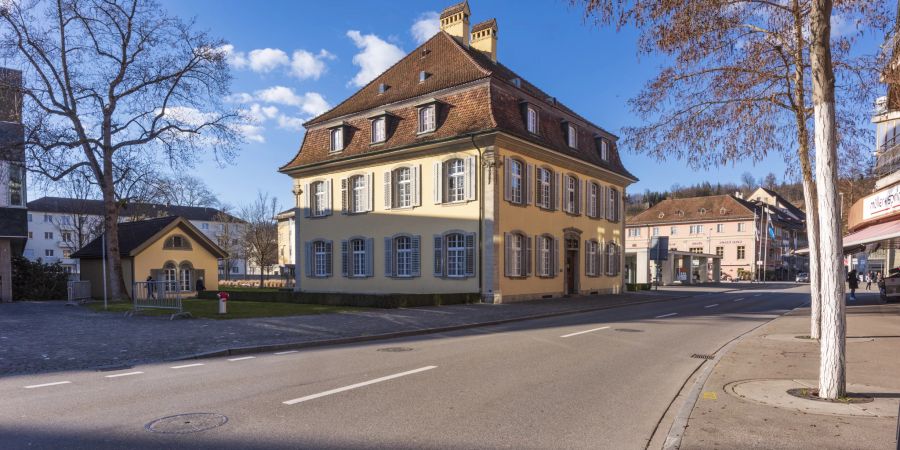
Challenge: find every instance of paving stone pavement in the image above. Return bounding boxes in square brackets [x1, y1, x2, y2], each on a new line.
[0, 284, 758, 377]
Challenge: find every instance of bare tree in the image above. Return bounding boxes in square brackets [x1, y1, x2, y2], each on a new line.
[810, 0, 845, 401]
[150, 173, 220, 208]
[574, 0, 889, 342]
[741, 172, 757, 192]
[1, 0, 242, 300]
[212, 205, 245, 281]
[763, 172, 778, 190]
[51, 167, 103, 254]
[239, 192, 278, 287]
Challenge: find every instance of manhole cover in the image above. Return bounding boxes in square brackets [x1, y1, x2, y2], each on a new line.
[614, 328, 643, 333]
[145, 413, 228, 434]
[691, 353, 715, 360]
[377, 347, 414, 352]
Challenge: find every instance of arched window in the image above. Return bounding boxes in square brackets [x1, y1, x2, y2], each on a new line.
[164, 235, 191, 250]
[446, 159, 465, 203]
[163, 262, 177, 292]
[179, 262, 193, 292]
[395, 167, 412, 208]
[509, 159, 523, 204]
[312, 181, 327, 216]
[537, 235, 554, 277]
[351, 175, 366, 213]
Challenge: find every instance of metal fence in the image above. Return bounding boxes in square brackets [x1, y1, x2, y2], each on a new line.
[66, 281, 91, 305]
[132, 281, 182, 313]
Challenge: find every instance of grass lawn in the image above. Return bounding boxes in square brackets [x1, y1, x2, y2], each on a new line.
[85, 299, 367, 319]
[212, 286, 283, 293]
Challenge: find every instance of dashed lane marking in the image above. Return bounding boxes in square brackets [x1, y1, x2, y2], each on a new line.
[274, 350, 298, 355]
[24, 381, 71, 389]
[104, 371, 143, 378]
[754, 294, 763, 297]
[560, 326, 610, 338]
[283, 366, 438, 405]
[228, 356, 256, 362]
[704, 304, 719, 308]
[733, 298, 745, 302]
[655, 313, 678, 319]
[170, 363, 204, 370]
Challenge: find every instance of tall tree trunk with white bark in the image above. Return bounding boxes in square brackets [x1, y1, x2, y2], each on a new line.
[809, 0, 846, 400]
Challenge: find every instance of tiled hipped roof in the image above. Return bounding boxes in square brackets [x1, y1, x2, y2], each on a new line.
[281, 31, 636, 181]
[628, 195, 757, 226]
[71, 216, 179, 258]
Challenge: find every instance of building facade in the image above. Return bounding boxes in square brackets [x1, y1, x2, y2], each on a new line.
[626, 190, 806, 283]
[24, 197, 247, 277]
[279, 2, 636, 302]
[0, 68, 27, 302]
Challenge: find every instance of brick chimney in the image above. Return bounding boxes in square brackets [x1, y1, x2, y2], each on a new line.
[440, 1, 471, 47]
[471, 19, 498, 62]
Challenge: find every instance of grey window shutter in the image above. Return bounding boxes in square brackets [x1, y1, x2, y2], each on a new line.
[526, 164, 534, 205]
[341, 240, 349, 277]
[551, 237, 560, 278]
[465, 156, 477, 201]
[384, 171, 393, 210]
[584, 240, 591, 276]
[526, 235, 533, 276]
[304, 241, 312, 277]
[503, 156, 512, 202]
[433, 162, 443, 204]
[365, 238, 374, 277]
[384, 236, 394, 277]
[324, 180, 333, 216]
[412, 165, 421, 207]
[583, 180, 589, 217]
[411, 235, 421, 277]
[503, 233, 512, 277]
[341, 178, 348, 214]
[465, 233, 476, 276]
[325, 240, 333, 277]
[613, 189, 620, 222]
[614, 243, 621, 276]
[302, 183, 311, 218]
[367, 172, 374, 212]
[595, 242, 603, 278]
[433, 235, 443, 276]
[574, 178, 581, 215]
[553, 172, 561, 210]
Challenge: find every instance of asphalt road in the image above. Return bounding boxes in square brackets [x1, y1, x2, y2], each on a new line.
[0, 284, 808, 450]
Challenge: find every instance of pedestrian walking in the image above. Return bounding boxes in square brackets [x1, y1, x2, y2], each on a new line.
[195, 277, 205, 293]
[865, 271, 872, 290]
[146, 275, 156, 299]
[847, 270, 859, 301]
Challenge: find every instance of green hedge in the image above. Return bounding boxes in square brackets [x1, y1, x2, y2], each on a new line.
[197, 289, 480, 308]
[12, 256, 69, 300]
[626, 283, 652, 292]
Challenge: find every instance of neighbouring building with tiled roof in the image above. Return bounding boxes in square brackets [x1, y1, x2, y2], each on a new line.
[0, 67, 26, 302]
[625, 191, 808, 284]
[25, 196, 250, 278]
[279, 1, 636, 302]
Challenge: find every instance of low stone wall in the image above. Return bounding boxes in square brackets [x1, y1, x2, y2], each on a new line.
[197, 290, 480, 309]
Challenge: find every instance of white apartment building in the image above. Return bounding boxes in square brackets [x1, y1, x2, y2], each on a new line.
[24, 197, 248, 277]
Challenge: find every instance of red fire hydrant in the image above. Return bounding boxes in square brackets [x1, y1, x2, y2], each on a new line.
[217, 291, 229, 314]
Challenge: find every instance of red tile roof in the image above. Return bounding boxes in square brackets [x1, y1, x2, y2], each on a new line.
[472, 18, 497, 33]
[280, 31, 635, 181]
[440, 1, 469, 19]
[628, 195, 757, 226]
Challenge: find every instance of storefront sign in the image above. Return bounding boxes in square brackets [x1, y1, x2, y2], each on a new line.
[863, 184, 900, 220]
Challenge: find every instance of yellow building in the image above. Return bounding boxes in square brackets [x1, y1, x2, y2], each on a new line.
[72, 216, 226, 299]
[278, 1, 636, 303]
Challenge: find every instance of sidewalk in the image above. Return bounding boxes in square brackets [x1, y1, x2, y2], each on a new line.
[0, 284, 759, 377]
[679, 292, 900, 450]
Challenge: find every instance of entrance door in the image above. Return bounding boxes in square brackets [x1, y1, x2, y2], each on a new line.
[565, 238, 578, 295]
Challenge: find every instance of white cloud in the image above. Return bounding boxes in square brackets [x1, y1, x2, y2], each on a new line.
[290, 49, 335, 80]
[246, 103, 279, 122]
[247, 48, 290, 73]
[237, 124, 266, 143]
[157, 106, 264, 144]
[411, 12, 440, 44]
[224, 92, 255, 103]
[218, 44, 248, 69]
[255, 86, 330, 116]
[346, 30, 405, 87]
[277, 115, 306, 131]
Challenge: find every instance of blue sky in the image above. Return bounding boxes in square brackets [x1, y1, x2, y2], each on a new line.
[157, 0, 799, 210]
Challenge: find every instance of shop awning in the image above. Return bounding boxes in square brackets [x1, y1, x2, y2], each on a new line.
[796, 219, 900, 255]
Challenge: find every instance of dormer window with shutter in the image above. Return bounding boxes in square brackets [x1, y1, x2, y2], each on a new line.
[329, 126, 345, 153]
[597, 137, 609, 161]
[526, 105, 539, 134]
[416, 99, 440, 134]
[565, 122, 577, 148]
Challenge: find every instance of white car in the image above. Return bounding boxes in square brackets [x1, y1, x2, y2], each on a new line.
[795, 272, 809, 283]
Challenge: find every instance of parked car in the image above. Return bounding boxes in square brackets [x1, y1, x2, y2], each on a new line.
[881, 269, 900, 303]
[795, 272, 809, 283]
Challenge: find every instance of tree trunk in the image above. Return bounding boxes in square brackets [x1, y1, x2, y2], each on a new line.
[101, 176, 127, 301]
[810, 0, 846, 400]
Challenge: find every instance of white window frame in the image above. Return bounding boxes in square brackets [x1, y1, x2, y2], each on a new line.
[716, 224, 724, 233]
[538, 235, 552, 277]
[446, 159, 465, 203]
[395, 236, 413, 277]
[351, 238, 366, 277]
[585, 240, 598, 276]
[330, 127, 344, 152]
[418, 104, 436, 133]
[567, 124, 577, 148]
[565, 175, 578, 214]
[395, 167, 412, 208]
[351, 176, 366, 213]
[737, 245, 746, 260]
[45, 249, 54, 257]
[509, 233, 523, 277]
[312, 181, 327, 216]
[652, 227, 659, 236]
[509, 159, 523, 204]
[372, 116, 386, 143]
[526, 106, 539, 134]
[445, 233, 466, 278]
[313, 241, 329, 277]
[537, 168, 552, 209]
[600, 139, 609, 161]
[670, 226, 678, 235]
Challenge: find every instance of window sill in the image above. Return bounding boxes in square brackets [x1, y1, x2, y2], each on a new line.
[506, 200, 528, 208]
[416, 130, 436, 137]
[370, 141, 386, 147]
[388, 275, 417, 279]
[309, 213, 331, 219]
[328, 150, 344, 155]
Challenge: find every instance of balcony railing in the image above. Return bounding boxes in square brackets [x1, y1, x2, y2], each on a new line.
[874, 141, 900, 178]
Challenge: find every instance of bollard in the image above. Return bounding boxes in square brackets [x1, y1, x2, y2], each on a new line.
[217, 291, 229, 315]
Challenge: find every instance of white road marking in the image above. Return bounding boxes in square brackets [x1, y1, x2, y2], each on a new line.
[283, 366, 438, 405]
[228, 356, 256, 362]
[560, 326, 610, 338]
[24, 381, 71, 389]
[170, 363, 204, 369]
[655, 313, 678, 319]
[754, 294, 762, 297]
[274, 350, 298, 355]
[733, 298, 744, 302]
[704, 304, 719, 308]
[104, 371, 143, 378]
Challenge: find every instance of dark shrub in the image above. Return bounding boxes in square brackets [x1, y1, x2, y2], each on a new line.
[11, 256, 69, 300]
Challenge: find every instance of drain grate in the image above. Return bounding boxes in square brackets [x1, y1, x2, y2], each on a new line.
[145, 413, 228, 434]
[691, 353, 715, 360]
[377, 347, 414, 352]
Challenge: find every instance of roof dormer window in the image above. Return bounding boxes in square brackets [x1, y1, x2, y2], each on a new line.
[658, 212, 665, 219]
[526, 105, 539, 134]
[720, 207, 728, 215]
[567, 123, 577, 148]
[600, 138, 609, 161]
[419, 71, 429, 83]
[378, 83, 388, 94]
[699, 208, 707, 215]
[330, 126, 345, 153]
[676, 210, 685, 217]
[371, 116, 386, 143]
[418, 104, 436, 134]
[511, 77, 521, 88]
